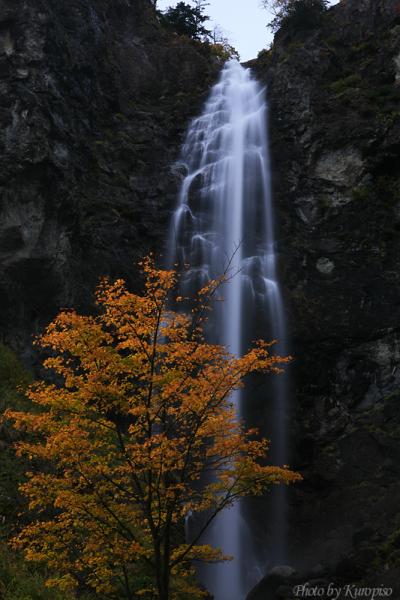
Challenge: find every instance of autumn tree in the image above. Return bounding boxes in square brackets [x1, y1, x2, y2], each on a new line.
[263, 0, 328, 32]
[209, 26, 240, 61]
[5, 258, 300, 600]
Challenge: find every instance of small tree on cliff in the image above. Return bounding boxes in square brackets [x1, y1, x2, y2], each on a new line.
[163, 1, 211, 40]
[6, 257, 300, 600]
[263, 0, 328, 32]
[209, 25, 240, 61]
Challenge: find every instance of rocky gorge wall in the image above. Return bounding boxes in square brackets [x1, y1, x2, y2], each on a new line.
[249, 0, 400, 594]
[0, 0, 218, 360]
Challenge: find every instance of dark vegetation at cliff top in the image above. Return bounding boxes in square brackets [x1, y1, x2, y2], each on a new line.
[159, 0, 240, 60]
[263, 0, 329, 33]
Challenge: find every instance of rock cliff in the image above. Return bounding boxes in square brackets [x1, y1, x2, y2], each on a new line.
[250, 0, 400, 594]
[0, 0, 217, 359]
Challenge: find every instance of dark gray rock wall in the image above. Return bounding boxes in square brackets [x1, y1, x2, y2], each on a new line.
[0, 0, 218, 359]
[250, 0, 400, 591]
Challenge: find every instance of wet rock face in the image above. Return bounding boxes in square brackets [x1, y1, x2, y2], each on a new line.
[251, 0, 400, 589]
[0, 0, 217, 358]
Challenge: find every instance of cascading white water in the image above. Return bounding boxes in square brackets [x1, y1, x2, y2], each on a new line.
[168, 60, 288, 600]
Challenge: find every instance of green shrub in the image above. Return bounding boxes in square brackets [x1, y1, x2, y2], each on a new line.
[366, 85, 400, 106]
[351, 185, 371, 202]
[256, 47, 274, 69]
[0, 342, 30, 389]
[265, 0, 328, 33]
[0, 349, 70, 598]
[375, 176, 400, 204]
[351, 39, 377, 54]
[0, 344, 33, 537]
[329, 74, 363, 94]
[0, 349, 95, 598]
[325, 34, 340, 48]
[0, 543, 75, 600]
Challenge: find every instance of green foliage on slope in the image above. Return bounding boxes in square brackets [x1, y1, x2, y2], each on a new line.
[263, 0, 328, 33]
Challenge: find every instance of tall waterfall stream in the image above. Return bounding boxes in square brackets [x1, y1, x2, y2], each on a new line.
[168, 60, 288, 600]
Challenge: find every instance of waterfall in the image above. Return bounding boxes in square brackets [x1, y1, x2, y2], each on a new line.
[167, 60, 288, 600]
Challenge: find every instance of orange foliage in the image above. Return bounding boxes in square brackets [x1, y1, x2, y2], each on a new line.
[5, 257, 301, 600]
